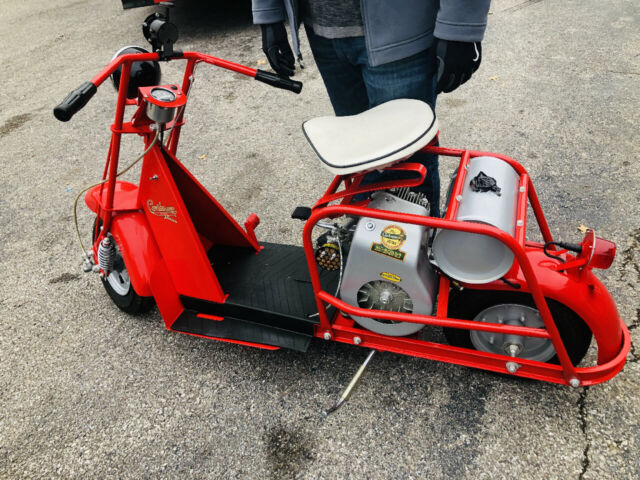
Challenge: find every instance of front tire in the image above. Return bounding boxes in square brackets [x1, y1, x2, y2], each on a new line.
[93, 219, 154, 315]
[444, 290, 592, 365]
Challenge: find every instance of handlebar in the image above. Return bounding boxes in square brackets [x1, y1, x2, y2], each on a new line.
[255, 70, 303, 94]
[53, 51, 303, 122]
[53, 81, 97, 122]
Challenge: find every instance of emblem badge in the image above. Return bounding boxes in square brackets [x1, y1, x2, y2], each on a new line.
[371, 224, 407, 262]
[380, 272, 402, 283]
[147, 199, 178, 223]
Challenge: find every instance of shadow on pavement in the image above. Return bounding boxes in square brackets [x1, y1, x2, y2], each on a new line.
[169, 0, 253, 37]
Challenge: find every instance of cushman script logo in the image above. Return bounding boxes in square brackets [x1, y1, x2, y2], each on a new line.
[147, 200, 178, 223]
[370, 224, 407, 262]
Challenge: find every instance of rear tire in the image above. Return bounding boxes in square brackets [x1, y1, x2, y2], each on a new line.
[93, 219, 154, 315]
[444, 290, 592, 365]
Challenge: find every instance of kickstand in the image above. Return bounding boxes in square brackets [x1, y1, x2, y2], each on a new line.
[322, 349, 376, 418]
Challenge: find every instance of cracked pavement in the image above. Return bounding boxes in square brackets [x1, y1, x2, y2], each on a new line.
[1, 0, 639, 478]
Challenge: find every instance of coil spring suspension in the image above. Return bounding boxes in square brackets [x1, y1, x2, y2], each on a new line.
[98, 235, 116, 273]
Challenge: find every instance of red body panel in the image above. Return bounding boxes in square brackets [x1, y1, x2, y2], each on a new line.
[138, 146, 224, 302]
[149, 256, 184, 328]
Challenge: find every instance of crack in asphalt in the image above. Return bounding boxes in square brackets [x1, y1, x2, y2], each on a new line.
[619, 228, 640, 283]
[628, 309, 640, 331]
[629, 342, 639, 363]
[607, 70, 640, 76]
[628, 309, 640, 363]
[577, 387, 590, 480]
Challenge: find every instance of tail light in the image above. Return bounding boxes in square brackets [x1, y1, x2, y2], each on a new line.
[582, 230, 616, 270]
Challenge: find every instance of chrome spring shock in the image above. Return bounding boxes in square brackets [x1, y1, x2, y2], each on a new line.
[97, 235, 116, 273]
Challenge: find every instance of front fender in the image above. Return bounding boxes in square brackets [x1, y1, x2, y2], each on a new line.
[107, 212, 161, 298]
[85, 182, 160, 297]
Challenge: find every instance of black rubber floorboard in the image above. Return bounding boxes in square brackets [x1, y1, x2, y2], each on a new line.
[207, 242, 339, 322]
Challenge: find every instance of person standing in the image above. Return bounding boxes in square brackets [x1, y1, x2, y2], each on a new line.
[252, 0, 491, 216]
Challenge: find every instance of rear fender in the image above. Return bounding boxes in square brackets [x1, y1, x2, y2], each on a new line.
[484, 248, 624, 365]
[544, 270, 621, 365]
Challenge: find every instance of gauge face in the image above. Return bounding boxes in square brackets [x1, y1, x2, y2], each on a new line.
[150, 87, 176, 103]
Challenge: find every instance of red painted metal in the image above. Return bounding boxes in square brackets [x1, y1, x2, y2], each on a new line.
[435, 276, 450, 318]
[313, 162, 427, 209]
[167, 58, 197, 155]
[77, 48, 629, 386]
[443, 150, 471, 221]
[158, 147, 261, 251]
[514, 174, 528, 246]
[138, 145, 225, 302]
[171, 328, 281, 351]
[149, 258, 184, 330]
[102, 61, 132, 235]
[304, 204, 578, 381]
[322, 313, 630, 386]
[86, 181, 139, 213]
[317, 291, 551, 338]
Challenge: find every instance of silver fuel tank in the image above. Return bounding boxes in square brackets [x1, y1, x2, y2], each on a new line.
[432, 156, 520, 284]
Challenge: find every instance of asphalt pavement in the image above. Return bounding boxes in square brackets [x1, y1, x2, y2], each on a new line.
[1, 0, 639, 478]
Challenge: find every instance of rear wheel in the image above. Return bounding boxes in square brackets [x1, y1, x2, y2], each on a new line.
[444, 290, 592, 365]
[93, 219, 154, 314]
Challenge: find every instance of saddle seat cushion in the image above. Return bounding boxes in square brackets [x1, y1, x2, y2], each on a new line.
[302, 99, 438, 176]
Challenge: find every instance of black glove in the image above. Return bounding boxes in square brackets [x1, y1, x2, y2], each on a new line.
[435, 39, 482, 94]
[261, 22, 295, 77]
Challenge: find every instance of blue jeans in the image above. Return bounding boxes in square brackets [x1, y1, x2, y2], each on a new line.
[306, 27, 441, 216]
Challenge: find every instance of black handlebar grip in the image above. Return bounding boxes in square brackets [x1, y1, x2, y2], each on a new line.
[255, 70, 303, 94]
[53, 81, 98, 122]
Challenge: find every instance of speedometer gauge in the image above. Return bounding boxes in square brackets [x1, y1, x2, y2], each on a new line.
[150, 87, 176, 103]
[140, 84, 186, 124]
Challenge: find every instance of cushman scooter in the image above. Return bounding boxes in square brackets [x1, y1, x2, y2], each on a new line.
[54, 8, 630, 406]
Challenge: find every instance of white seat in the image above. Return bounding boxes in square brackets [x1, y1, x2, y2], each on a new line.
[302, 99, 438, 176]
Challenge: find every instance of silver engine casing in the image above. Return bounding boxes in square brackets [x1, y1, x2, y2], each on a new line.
[339, 191, 437, 336]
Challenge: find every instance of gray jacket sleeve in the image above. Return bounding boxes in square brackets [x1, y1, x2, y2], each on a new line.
[434, 0, 492, 42]
[252, 0, 286, 24]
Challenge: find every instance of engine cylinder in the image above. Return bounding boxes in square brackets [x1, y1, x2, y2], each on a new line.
[339, 192, 437, 336]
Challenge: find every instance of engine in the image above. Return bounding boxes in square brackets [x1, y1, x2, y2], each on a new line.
[338, 190, 437, 336]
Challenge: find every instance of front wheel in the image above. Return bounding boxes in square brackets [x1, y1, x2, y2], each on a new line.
[93, 219, 154, 315]
[444, 290, 592, 365]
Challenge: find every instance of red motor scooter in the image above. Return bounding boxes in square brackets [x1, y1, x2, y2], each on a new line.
[54, 10, 629, 402]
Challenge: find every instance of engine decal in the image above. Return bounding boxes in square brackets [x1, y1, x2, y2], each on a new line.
[380, 272, 402, 282]
[380, 225, 407, 250]
[371, 243, 405, 261]
[370, 225, 407, 261]
[147, 199, 178, 223]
